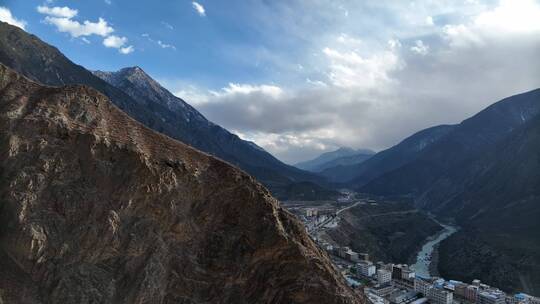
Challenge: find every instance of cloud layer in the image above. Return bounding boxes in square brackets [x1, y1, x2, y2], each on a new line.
[173, 0, 540, 163]
[37, 5, 133, 54]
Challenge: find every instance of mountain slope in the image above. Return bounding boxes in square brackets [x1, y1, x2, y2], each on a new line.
[317, 152, 374, 173]
[92, 67, 330, 192]
[0, 21, 331, 200]
[295, 147, 373, 172]
[435, 113, 540, 295]
[319, 125, 455, 183]
[360, 88, 540, 196]
[333, 89, 540, 187]
[357, 88, 540, 294]
[0, 63, 362, 304]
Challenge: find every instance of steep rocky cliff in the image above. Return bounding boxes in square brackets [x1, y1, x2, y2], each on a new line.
[0, 64, 362, 304]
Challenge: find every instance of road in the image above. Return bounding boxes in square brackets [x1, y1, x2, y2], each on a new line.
[309, 207, 420, 235]
[354, 209, 418, 220]
[336, 201, 363, 215]
[309, 201, 364, 234]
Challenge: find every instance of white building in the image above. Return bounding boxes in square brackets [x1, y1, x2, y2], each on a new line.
[370, 283, 394, 297]
[365, 291, 389, 304]
[377, 269, 392, 284]
[427, 287, 453, 304]
[414, 278, 432, 296]
[478, 291, 506, 304]
[357, 260, 376, 277]
[305, 208, 317, 217]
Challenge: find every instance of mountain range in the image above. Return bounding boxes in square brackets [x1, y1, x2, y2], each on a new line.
[295, 147, 374, 173]
[358, 89, 540, 196]
[317, 126, 455, 184]
[0, 21, 334, 201]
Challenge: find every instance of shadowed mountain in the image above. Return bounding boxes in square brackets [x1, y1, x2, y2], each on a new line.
[357, 88, 540, 295]
[432, 110, 540, 295]
[0, 63, 362, 304]
[316, 152, 375, 173]
[319, 125, 455, 183]
[295, 147, 374, 173]
[0, 21, 332, 200]
[360, 88, 540, 196]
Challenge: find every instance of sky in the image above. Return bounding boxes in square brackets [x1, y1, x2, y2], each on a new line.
[1, 0, 540, 164]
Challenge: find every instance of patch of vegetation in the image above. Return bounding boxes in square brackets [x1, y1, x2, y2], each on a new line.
[326, 201, 442, 263]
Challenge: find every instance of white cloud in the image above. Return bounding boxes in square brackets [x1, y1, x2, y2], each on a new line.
[161, 21, 173, 30]
[410, 40, 429, 55]
[443, 0, 540, 48]
[322, 46, 402, 89]
[164, 0, 540, 163]
[0, 7, 27, 30]
[157, 40, 176, 50]
[38, 5, 113, 37]
[306, 78, 328, 88]
[43, 16, 113, 37]
[103, 35, 133, 54]
[119, 46, 134, 54]
[37, 5, 77, 18]
[388, 39, 402, 50]
[219, 83, 283, 99]
[141, 34, 176, 51]
[235, 131, 332, 159]
[474, 0, 540, 33]
[37, 5, 134, 54]
[103, 35, 127, 48]
[425, 16, 434, 26]
[192, 2, 206, 16]
[174, 87, 210, 105]
[337, 33, 362, 46]
[443, 24, 483, 48]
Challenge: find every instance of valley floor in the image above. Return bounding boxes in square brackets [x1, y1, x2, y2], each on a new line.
[282, 193, 540, 303]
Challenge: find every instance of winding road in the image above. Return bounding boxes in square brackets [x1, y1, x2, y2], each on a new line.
[309, 201, 363, 234]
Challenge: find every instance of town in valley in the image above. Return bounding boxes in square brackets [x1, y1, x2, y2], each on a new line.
[283, 193, 540, 304]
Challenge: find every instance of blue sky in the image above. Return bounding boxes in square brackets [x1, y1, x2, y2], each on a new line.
[1, 0, 540, 163]
[1, 0, 287, 87]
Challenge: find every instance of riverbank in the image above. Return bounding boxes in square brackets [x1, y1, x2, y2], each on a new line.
[428, 243, 440, 277]
[412, 222, 458, 278]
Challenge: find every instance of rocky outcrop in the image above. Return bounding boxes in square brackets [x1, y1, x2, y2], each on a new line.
[0, 64, 362, 304]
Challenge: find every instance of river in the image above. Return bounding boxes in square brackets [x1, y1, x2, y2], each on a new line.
[412, 222, 458, 278]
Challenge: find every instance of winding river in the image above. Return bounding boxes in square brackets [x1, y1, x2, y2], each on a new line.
[412, 222, 458, 278]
